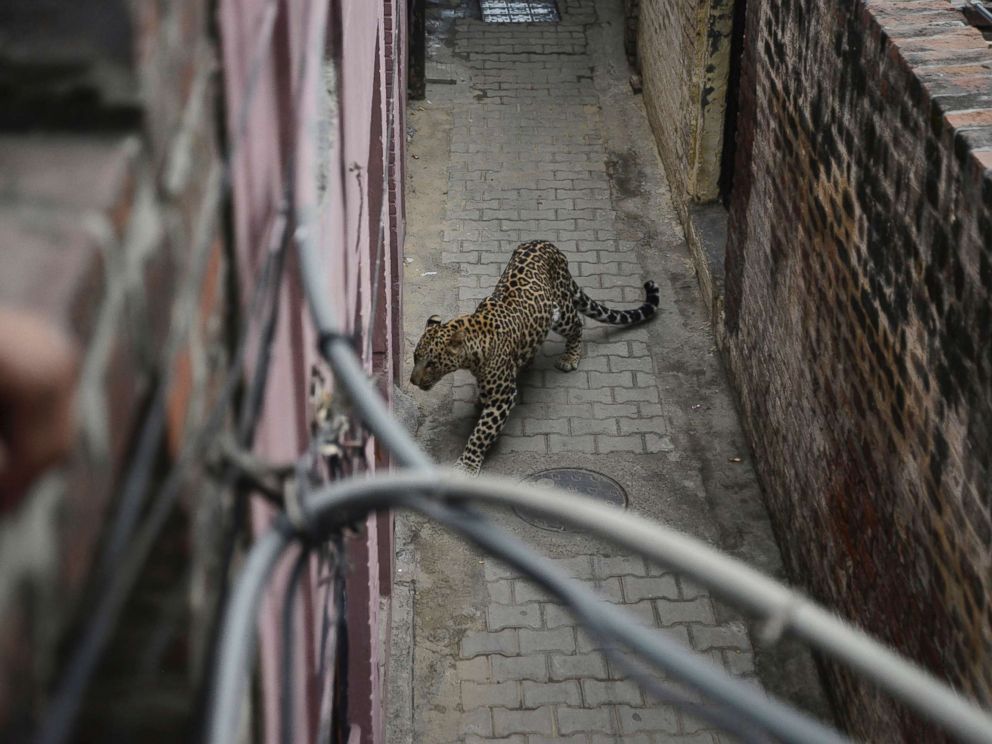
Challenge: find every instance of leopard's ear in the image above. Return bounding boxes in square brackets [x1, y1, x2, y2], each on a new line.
[426, 314, 443, 327]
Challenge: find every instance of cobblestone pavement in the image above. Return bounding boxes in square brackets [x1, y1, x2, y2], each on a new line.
[390, 1, 832, 742]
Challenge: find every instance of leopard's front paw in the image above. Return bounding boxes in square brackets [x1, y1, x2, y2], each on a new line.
[555, 356, 579, 372]
[453, 457, 482, 477]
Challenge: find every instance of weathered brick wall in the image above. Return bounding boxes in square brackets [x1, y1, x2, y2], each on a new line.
[0, 0, 228, 738]
[638, 0, 701, 208]
[638, 0, 736, 207]
[724, 0, 992, 739]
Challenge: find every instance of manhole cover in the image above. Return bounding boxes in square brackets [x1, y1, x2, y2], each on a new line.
[514, 468, 628, 532]
[480, 0, 560, 23]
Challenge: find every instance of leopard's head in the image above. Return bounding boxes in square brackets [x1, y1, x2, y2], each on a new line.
[410, 315, 467, 391]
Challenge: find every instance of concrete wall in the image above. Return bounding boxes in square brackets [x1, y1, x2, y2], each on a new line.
[723, 0, 992, 740]
[0, 0, 406, 741]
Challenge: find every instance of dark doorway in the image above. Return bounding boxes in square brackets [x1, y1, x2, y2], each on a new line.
[718, 0, 748, 206]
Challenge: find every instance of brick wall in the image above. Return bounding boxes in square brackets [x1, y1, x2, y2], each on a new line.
[2, 0, 408, 740]
[638, 0, 736, 207]
[0, 0, 229, 739]
[724, 0, 992, 739]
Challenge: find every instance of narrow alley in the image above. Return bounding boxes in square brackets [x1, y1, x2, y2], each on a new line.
[391, 1, 831, 741]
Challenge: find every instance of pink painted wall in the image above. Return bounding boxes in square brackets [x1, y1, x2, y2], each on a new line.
[216, 0, 406, 741]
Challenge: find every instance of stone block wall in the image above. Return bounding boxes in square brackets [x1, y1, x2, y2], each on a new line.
[724, 0, 992, 739]
[0, 0, 228, 738]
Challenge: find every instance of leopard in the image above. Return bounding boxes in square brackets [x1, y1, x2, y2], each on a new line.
[409, 240, 659, 475]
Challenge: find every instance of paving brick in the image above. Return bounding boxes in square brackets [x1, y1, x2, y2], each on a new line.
[457, 656, 493, 682]
[722, 648, 756, 676]
[548, 651, 609, 680]
[613, 387, 660, 403]
[520, 386, 569, 404]
[462, 629, 519, 658]
[493, 706, 555, 736]
[644, 433, 676, 452]
[548, 370, 591, 389]
[616, 705, 679, 734]
[596, 341, 630, 357]
[623, 575, 680, 602]
[523, 418, 571, 435]
[634, 372, 657, 388]
[488, 579, 513, 604]
[620, 600, 657, 626]
[597, 626, 693, 663]
[549, 556, 594, 579]
[588, 370, 633, 388]
[489, 603, 544, 631]
[514, 579, 551, 604]
[618, 416, 668, 435]
[556, 707, 614, 735]
[574, 629, 605, 653]
[596, 433, 644, 453]
[543, 603, 574, 628]
[677, 577, 709, 598]
[591, 555, 647, 578]
[690, 622, 751, 652]
[462, 707, 495, 737]
[493, 655, 549, 682]
[582, 679, 643, 706]
[591, 402, 639, 418]
[522, 680, 582, 707]
[548, 433, 597, 453]
[654, 597, 716, 625]
[494, 434, 549, 454]
[568, 388, 614, 404]
[588, 735, 665, 744]
[593, 576, 624, 603]
[608, 355, 655, 374]
[570, 417, 618, 435]
[462, 681, 521, 709]
[519, 627, 576, 654]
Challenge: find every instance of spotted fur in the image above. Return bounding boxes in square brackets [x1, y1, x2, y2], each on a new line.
[409, 241, 659, 474]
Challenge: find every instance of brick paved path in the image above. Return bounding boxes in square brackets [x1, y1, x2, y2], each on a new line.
[391, 1, 829, 742]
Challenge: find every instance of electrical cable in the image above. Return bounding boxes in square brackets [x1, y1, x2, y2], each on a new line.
[41, 168, 289, 744]
[205, 476, 851, 744]
[38, 3, 307, 737]
[280, 546, 311, 744]
[411, 498, 774, 744]
[323, 472, 992, 744]
[92, 0, 284, 586]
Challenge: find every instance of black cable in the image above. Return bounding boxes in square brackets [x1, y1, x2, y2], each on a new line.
[206, 478, 850, 744]
[37, 225, 287, 744]
[280, 547, 310, 744]
[188, 221, 293, 739]
[410, 498, 770, 744]
[90, 0, 287, 595]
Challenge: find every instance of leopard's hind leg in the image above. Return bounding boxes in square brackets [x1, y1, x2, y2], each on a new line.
[552, 306, 583, 371]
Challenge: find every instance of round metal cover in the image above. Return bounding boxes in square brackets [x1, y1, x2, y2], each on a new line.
[514, 468, 628, 532]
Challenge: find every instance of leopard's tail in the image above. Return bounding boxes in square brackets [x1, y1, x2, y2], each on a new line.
[573, 280, 659, 325]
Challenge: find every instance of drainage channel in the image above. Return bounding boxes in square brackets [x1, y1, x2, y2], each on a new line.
[480, 0, 560, 23]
